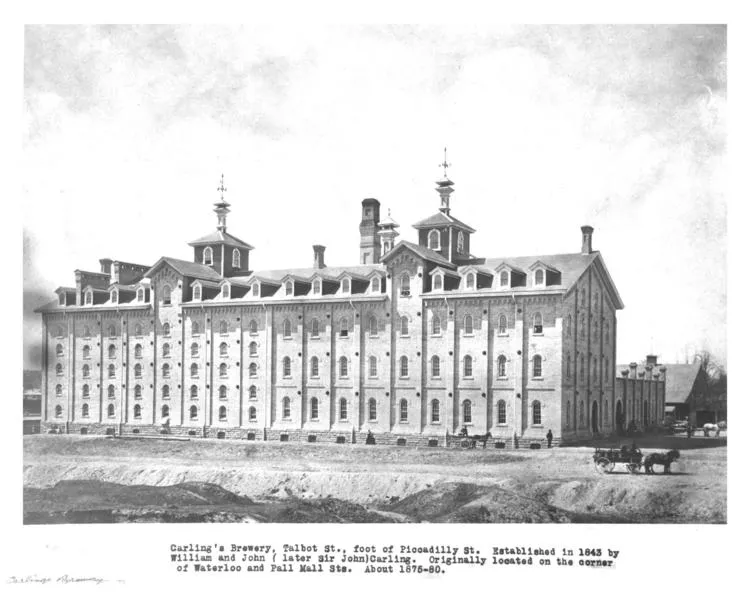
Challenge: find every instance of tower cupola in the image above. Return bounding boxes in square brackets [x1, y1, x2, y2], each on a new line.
[378, 209, 400, 256]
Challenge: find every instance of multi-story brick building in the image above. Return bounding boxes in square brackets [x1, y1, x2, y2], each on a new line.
[36, 170, 630, 446]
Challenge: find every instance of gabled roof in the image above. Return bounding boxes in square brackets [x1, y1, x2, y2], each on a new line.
[492, 262, 525, 274]
[429, 266, 462, 278]
[529, 259, 560, 273]
[188, 230, 255, 250]
[664, 363, 704, 404]
[144, 257, 223, 281]
[412, 211, 476, 233]
[54, 286, 76, 294]
[381, 240, 455, 269]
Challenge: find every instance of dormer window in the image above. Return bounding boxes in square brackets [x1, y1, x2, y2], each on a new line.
[341, 278, 350, 294]
[193, 284, 202, 301]
[136, 287, 144, 302]
[313, 279, 321, 295]
[84, 290, 93, 305]
[58, 293, 65, 306]
[457, 231, 465, 254]
[465, 272, 475, 290]
[221, 283, 230, 299]
[110, 290, 118, 304]
[251, 283, 259, 297]
[534, 269, 544, 286]
[371, 277, 380, 293]
[285, 281, 293, 296]
[203, 247, 213, 265]
[232, 248, 240, 268]
[428, 229, 440, 250]
[499, 271, 509, 287]
[433, 274, 443, 291]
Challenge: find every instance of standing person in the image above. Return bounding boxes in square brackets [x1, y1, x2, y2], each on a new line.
[687, 424, 692, 438]
[546, 429, 553, 448]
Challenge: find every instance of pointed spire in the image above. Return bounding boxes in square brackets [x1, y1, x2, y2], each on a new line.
[214, 173, 231, 232]
[436, 147, 454, 215]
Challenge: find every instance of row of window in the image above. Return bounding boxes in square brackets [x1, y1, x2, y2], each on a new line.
[565, 354, 612, 383]
[201, 247, 242, 268]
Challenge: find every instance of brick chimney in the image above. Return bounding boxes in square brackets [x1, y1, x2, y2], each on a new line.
[629, 361, 638, 379]
[313, 245, 326, 269]
[581, 225, 594, 254]
[646, 354, 658, 366]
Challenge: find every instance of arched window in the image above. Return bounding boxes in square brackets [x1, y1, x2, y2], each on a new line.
[310, 319, 320, 338]
[283, 397, 291, 419]
[134, 363, 142, 378]
[219, 406, 227, 421]
[215, 362, 225, 377]
[463, 400, 472, 424]
[465, 272, 475, 289]
[162, 343, 170, 358]
[285, 281, 293, 296]
[310, 356, 319, 378]
[605, 321, 610, 343]
[162, 322, 170, 336]
[534, 269, 544, 286]
[81, 403, 89, 418]
[532, 400, 542, 425]
[604, 357, 610, 382]
[339, 398, 347, 421]
[594, 291, 599, 312]
[107, 324, 116, 337]
[190, 405, 198, 420]
[341, 278, 350, 294]
[107, 385, 115, 399]
[249, 341, 258, 356]
[312, 279, 321, 294]
[56, 325, 64, 337]
[191, 321, 200, 336]
[533, 355, 543, 378]
[55, 384, 62, 397]
[431, 399, 440, 423]
[431, 356, 440, 378]
[190, 385, 198, 399]
[498, 314, 508, 335]
[222, 283, 230, 299]
[108, 364, 116, 378]
[399, 399, 408, 423]
[82, 344, 90, 359]
[192, 284, 202, 301]
[162, 284, 171, 305]
[219, 385, 227, 399]
[533, 312, 543, 334]
[249, 362, 258, 377]
[249, 385, 257, 400]
[593, 358, 598, 382]
[134, 323, 143, 336]
[400, 356, 409, 378]
[368, 356, 377, 378]
[108, 344, 116, 359]
[282, 356, 291, 378]
[432, 315, 441, 335]
[134, 385, 142, 400]
[162, 404, 170, 418]
[55, 343, 64, 357]
[463, 355, 473, 377]
[580, 357, 586, 378]
[566, 353, 571, 377]
[433, 274, 443, 290]
[428, 229, 440, 250]
[190, 343, 199, 357]
[232, 248, 241, 268]
[203, 247, 213, 265]
[137, 288, 144, 302]
[55, 405, 63, 418]
[160, 363, 170, 378]
[219, 320, 228, 335]
[219, 342, 228, 356]
[339, 356, 348, 378]
[497, 355, 507, 377]
[457, 231, 465, 254]
[371, 277, 380, 293]
[400, 316, 409, 336]
[339, 318, 349, 338]
[56, 363, 63, 376]
[282, 319, 291, 338]
[368, 398, 377, 421]
[84, 290, 93, 305]
[249, 320, 258, 335]
[310, 397, 319, 420]
[249, 406, 257, 420]
[499, 270, 509, 287]
[368, 316, 378, 336]
[497, 400, 507, 425]
[162, 385, 170, 399]
[400, 272, 410, 296]
[83, 364, 91, 378]
[252, 282, 260, 297]
[464, 315, 473, 335]
[133, 404, 142, 419]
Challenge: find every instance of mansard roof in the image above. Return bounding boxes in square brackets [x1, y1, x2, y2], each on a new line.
[381, 240, 455, 269]
[144, 257, 222, 281]
[412, 211, 476, 233]
[188, 230, 255, 250]
[481, 252, 594, 288]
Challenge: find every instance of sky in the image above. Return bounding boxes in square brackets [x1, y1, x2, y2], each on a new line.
[22, 24, 727, 371]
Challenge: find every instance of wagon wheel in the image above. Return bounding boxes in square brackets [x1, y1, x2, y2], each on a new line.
[595, 458, 613, 474]
[626, 463, 641, 474]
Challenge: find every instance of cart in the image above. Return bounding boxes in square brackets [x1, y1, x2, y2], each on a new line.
[593, 446, 643, 474]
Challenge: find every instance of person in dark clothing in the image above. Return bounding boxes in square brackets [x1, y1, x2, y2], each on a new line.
[546, 429, 553, 448]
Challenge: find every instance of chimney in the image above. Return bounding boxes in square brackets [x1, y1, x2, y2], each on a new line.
[313, 245, 326, 269]
[629, 362, 638, 379]
[581, 225, 594, 254]
[646, 354, 658, 366]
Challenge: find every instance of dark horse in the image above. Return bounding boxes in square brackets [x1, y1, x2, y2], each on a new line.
[643, 449, 680, 474]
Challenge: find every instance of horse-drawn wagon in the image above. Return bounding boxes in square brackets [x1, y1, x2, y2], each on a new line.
[593, 446, 643, 474]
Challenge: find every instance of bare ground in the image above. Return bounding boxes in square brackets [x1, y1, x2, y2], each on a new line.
[23, 435, 727, 524]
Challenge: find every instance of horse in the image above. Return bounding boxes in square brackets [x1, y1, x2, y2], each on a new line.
[469, 432, 493, 449]
[702, 423, 720, 437]
[643, 450, 680, 474]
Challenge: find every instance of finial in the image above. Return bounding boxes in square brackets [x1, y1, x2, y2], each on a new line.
[217, 173, 227, 203]
[438, 147, 451, 178]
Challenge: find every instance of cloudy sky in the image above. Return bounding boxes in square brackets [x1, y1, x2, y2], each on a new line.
[22, 24, 726, 371]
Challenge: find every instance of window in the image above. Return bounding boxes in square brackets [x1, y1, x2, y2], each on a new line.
[162, 343, 170, 358]
[428, 229, 440, 250]
[579, 401, 585, 425]
[203, 247, 213, 265]
[219, 385, 227, 399]
[285, 281, 293, 296]
[219, 342, 228, 356]
[218, 405, 227, 421]
[433, 274, 443, 291]
[81, 403, 89, 418]
[283, 397, 291, 419]
[339, 318, 349, 338]
[190, 385, 198, 400]
[605, 321, 610, 343]
[497, 355, 507, 377]
[162, 284, 171, 305]
[107, 384, 115, 399]
[162, 405, 170, 418]
[371, 277, 380, 293]
[499, 270, 509, 287]
[84, 290, 93, 305]
[249, 385, 257, 400]
[56, 363, 63, 376]
[219, 320, 228, 335]
[82, 384, 90, 398]
[252, 283, 260, 297]
[193, 285, 202, 301]
[566, 353, 571, 378]
[399, 356, 409, 378]
[108, 344, 116, 359]
[463, 355, 473, 377]
[192, 321, 200, 336]
[282, 319, 291, 338]
[368, 356, 377, 378]
[339, 356, 348, 378]
[162, 322, 170, 336]
[463, 400, 472, 424]
[133, 404, 142, 419]
[56, 343, 64, 357]
[134, 323, 143, 336]
[604, 357, 610, 382]
[339, 398, 347, 421]
[106, 324, 116, 337]
[399, 399, 408, 423]
[535, 269, 544, 286]
[313, 279, 321, 294]
[310, 356, 319, 378]
[137, 288, 144, 302]
[249, 341, 258, 356]
[497, 400, 507, 425]
[368, 398, 377, 421]
[249, 320, 258, 335]
[83, 364, 91, 378]
[533, 312, 543, 334]
[432, 315, 441, 335]
[400, 316, 409, 336]
[219, 363, 228, 377]
[55, 405, 63, 418]
[162, 385, 170, 399]
[593, 358, 598, 382]
[465, 272, 475, 289]
[59, 293, 65, 306]
[310, 319, 320, 338]
[110, 290, 118, 304]
[431, 399, 440, 423]
[221, 283, 230, 299]
[532, 355, 543, 378]
[341, 278, 350, 294]
[190, 343, 199, 357]
[232, 248, 241, 268]
[190, 405, 198, 420]
[594, 292, 599, 312]
[282, 356, 291, 378]
[498, 314, 507, 335]
[532, 400, 542, 425]
[457, 231, 465, 254]
[580, 357, 585, 378]
[368, 316, 378, 336]
[249, 362, 258, 377]
[431, 356, 440, 378]
[400, 273, 410, 296]
[249, 406, 257, 420]
[464, 315, 473, 335]
[310, 397, 319, 420]
[81, 344, 89, 359]
[108, 364, 116, 378]
[134, 385, 142, 400]
[55, 384, 62, 397]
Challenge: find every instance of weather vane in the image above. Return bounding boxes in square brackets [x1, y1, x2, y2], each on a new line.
[217, 173, 227, 202]
[439, 147, 451, 178]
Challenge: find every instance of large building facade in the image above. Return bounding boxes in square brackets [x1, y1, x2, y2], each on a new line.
[37, 171, 633, 446]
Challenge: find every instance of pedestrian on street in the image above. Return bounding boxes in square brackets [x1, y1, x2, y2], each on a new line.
[546, 429, 553, 448]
